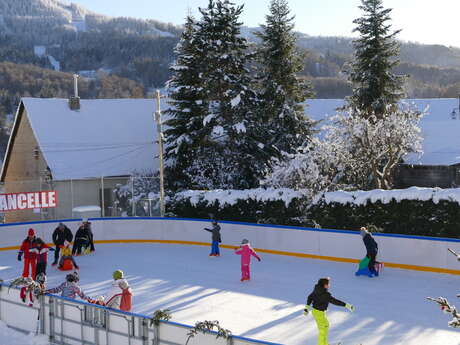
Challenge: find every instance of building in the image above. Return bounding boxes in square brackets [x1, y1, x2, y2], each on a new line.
[305, 98, 460, 188]
[0, 97, 167, 222]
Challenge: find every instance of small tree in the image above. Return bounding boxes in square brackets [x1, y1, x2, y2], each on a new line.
[266, 106, 423, 191]
[348, 0, 406, 118]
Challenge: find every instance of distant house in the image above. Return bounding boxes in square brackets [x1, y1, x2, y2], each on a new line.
[0, 97, 167, 222]
[305, 98, 460, 188]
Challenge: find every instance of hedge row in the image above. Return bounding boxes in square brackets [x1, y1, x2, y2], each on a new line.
[308, 199, 460, 238]
[168, 189, 311, 226]
[168, 188, 460, 238]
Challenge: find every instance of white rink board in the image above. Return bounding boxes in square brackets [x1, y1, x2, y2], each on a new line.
[0, 217, 459, 273]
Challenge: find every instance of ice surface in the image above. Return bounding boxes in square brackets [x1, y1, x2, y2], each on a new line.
[1, 243, 457, 345]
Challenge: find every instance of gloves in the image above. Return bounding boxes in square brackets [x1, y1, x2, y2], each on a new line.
[17, 252, 22, 261]
[257, 257, 261, 262]
[345, 303, 355, 312]
[304, 305, 313, 315]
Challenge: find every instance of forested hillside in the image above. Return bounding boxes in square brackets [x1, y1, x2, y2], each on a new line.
[0, 0, 459, 160]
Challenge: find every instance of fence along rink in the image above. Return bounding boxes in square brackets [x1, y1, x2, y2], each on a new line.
[0, 283, 280, 345]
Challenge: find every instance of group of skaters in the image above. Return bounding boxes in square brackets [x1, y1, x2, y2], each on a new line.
[16, 220, 132, 312]
[203, 221, 379, 345]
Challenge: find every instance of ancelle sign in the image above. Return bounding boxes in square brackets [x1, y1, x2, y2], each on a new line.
[0, 191, 58, 212]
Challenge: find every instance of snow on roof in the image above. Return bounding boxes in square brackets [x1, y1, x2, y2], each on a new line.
[21, 97, 168, 180]
[304, 98, 460, 166]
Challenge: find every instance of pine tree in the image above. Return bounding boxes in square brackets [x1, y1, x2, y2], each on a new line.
[165, 0, 271, 190]
[255, 0, 315, 155]
[348, 0, 406, 118]
[164, 15, 207, 189]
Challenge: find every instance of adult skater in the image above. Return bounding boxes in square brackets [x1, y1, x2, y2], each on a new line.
[45, 272, 90, 301]
[104, 270, 133, 311]
[18, 228, 38, 278]
[234, 239, 261, 282]
[30, 238, 54, 276]
[360, 226, 379, 276]
[51, 222, 73, 266]
[204, 220, 222, 256]
[72, 221, 92, 255]
[304, 277, 355, 345]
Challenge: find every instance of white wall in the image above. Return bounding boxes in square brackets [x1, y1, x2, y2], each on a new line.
[1, 218, 459, 273]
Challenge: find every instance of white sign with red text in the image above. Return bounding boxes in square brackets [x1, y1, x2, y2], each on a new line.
[0, 191, 58, 212]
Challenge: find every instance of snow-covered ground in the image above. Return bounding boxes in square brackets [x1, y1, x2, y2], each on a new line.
[0, 243, 459, 345]
[0, 321, 48, 345]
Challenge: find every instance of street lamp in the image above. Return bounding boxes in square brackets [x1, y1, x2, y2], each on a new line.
[155, 90, 166, 217]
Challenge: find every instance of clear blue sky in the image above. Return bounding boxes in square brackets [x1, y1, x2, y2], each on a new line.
[68, 0, 460, 48]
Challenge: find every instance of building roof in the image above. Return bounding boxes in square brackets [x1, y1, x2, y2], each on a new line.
[2, 98, 168, 181]
[305, 98, 460, 166]
[2, 97, 459, 182]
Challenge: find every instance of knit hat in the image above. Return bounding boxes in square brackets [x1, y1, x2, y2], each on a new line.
[113, 269, 124, 280]
[28, 228, 35, 236]
[241, 239, 249, 245]
[360, 227, 368, 237]
[66, 272, 79, 283]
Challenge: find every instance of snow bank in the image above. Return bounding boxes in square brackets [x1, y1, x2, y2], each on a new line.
[176, 188, 307, 208]
[0, 321, 49, 345]
[313, 186, 460, 206]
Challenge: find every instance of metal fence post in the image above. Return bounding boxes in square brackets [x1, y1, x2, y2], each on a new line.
[48, 297, 55, 342]
[131, 176, 135, 216]
[101, 176, 105, 218]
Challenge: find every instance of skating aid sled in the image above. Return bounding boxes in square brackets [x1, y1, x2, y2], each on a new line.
[355, 256, 383, 277]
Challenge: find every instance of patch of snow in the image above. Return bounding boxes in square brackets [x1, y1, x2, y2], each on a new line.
[33, 46, 46, 57]
[176, 188, 306, 208]
[47, 55, 60, 71]
[203, 114, 215, 126]
[212, 125, 224, 136]
[0, 321, 49, 345]
[233, 122, 246, 133]
[313, 186, 460, 206]
[230, 95, 241, 108]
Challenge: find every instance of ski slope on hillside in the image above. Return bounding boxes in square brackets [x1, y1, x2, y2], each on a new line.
[0, 243, 458, 345]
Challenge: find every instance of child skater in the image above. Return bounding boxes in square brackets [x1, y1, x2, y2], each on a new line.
[304, 277, 355, 345]
[30, 238, 54, 276]
[204, 220, 222, 256]
[234, 239, 261, 282]
[58, 241, 79, 270]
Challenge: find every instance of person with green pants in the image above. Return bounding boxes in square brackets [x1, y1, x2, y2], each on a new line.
[304, 277, 355, 345]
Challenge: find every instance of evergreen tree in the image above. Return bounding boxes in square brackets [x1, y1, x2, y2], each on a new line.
[166, 0, 271, 190]
[256, 0, 315, 154]
[348, 0, 406, 117]
[164, 15, 206, 189]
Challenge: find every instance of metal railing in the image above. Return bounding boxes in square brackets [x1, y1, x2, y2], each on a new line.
[0, 283, 282, 345]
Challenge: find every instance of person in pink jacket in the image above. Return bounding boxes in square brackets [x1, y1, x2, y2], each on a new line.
[234, 239, 261, 282]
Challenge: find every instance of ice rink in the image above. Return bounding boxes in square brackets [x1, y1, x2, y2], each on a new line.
[0, 243, 459, 345]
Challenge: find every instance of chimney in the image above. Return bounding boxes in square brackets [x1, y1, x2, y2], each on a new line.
[68, 74, 80, 110]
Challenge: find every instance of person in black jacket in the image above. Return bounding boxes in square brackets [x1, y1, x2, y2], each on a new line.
[72, 222, 90, 256]
[304, 277, 354, 345]
[360, 227, 379, 276]
[204, 221, 221, 256]
[52, 223, 73, 266]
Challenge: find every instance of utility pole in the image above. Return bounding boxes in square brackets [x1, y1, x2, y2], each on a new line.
[155, 90, 165, 217]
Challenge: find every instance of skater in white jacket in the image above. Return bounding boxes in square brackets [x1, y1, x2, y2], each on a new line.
[104, 270, 132, 311]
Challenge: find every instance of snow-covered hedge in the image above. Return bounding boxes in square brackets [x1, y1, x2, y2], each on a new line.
[309, 187, 460, 238]
[168, 188, 311, 226]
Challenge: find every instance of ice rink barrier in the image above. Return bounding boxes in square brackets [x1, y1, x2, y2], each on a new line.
[0, 283, 281, 345]
[1, 217, 459, 274]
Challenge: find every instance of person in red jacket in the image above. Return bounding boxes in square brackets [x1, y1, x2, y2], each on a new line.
[18, 228, 38, 279]
[29, 238, 54, 276]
